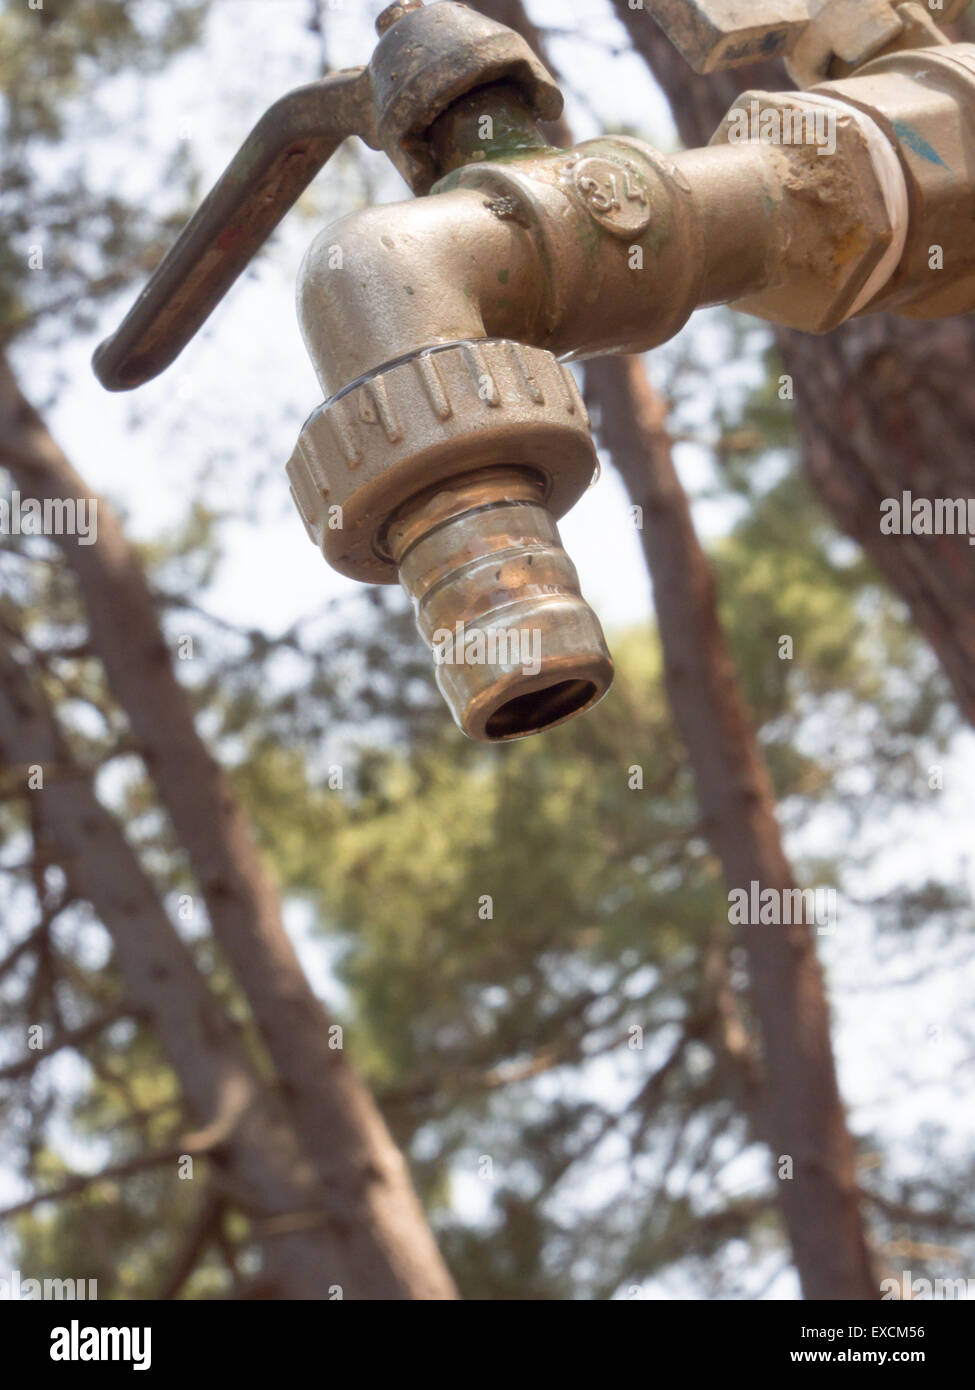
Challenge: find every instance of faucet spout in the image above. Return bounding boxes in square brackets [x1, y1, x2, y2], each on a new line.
[388, 468, 613, 741]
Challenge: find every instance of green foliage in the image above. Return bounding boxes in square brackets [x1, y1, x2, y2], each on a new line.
[0, 0, 206, 342]
[5, 317, 968, 1296]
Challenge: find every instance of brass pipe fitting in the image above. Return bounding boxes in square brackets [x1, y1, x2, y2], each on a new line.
[707, 91, 906, 331]
[286, 338, 611, 742]
[818, 43, 975, 319]
[387, 469, 613, 741]
[92, 0, 975, 742]
[286, 340, 597, 581]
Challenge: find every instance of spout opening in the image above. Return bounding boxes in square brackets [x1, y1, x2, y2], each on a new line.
[483, 678, 600, 741]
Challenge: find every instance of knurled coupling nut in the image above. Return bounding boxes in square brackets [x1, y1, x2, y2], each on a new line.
[286, 339, 597, 583]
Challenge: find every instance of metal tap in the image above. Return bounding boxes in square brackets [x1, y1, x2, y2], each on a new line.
[94, 0, 975, 741]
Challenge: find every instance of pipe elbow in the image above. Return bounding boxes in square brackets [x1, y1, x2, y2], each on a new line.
[296, 188, 543, 397]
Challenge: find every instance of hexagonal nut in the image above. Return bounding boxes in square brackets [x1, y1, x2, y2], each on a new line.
[824, 46, 975, 318]
[286, 340, 597, 584]
[644, 0, 810, 73]
[711, 91, 899, 331]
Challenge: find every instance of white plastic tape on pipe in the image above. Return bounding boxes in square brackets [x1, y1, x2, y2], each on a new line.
[798, 91, 909, 319]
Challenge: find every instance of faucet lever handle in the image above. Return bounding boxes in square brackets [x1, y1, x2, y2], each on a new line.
[92, 67, 377, 391]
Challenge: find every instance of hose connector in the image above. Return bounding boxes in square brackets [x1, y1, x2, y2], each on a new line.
[286, 340, 612, 741]
[388, 469, 612, 741]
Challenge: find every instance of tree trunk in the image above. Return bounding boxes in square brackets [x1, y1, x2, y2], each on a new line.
[466, 0, 876, 1299]
[585, 356, 876, 1300]
[0, 356, 456, 1300]
[0, 642, 349, 1300]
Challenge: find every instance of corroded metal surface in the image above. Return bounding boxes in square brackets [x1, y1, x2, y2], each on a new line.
[709, 90, 900, 331]
[370, 1, 562, 191]
[825, 42, 975, 319]
[641, 0, 969, 79]
[388, 468, 613, 741]
[643, 0, 808, 73]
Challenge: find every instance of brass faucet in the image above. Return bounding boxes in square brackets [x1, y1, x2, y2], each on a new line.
[94, 0, 975, 741]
